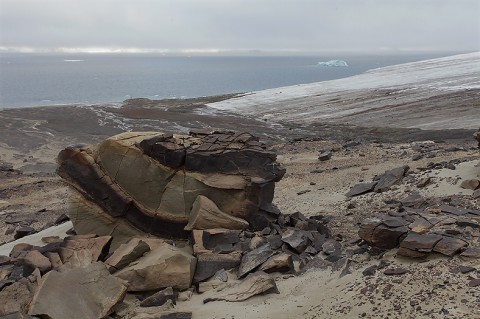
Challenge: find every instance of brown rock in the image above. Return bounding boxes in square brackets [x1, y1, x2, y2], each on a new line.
[374, 166, 409, 192]
[345, 182, 377, 197]
[399, 233, 442, 253]
[28, 262, 126, 319]
[58, 131, 285, 243]
[184, 195, 249, 231]
[193, 252, 241, 283]
[23, 250, 52, 274]
[460, 247, 480, 258]
[468, 279, 480, 287]
[114, 243, 196, 291]
[384, 268, 408, 276]
[259, 253, 294, 273]
[58, 235, 112, 269]
[432, 236, 467, 256]
[204, 271, 278, 303]
[140, 287, 175, 307]
[0, 278, 37, 316]
[460, 179, 480, 190]
[105, 238, 150, 272]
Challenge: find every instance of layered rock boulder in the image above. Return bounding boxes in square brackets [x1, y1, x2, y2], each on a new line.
[57, 131, 285, 247]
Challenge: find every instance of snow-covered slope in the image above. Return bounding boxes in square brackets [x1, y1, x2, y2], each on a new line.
[208, 52, 480, 130]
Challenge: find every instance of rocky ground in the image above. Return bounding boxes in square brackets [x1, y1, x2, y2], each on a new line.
[0, 95, 479, 319]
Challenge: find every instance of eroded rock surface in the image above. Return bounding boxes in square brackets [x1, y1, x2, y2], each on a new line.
[57, 131, 285, 245]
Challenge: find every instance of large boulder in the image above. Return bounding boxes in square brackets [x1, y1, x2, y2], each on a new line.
[57, 131, 285, 246]
[28, 262, 127, 319]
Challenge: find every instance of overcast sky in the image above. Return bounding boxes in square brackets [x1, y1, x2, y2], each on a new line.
[1, 0, 479, 54]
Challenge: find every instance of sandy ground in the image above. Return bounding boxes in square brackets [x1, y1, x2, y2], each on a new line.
[0, 93, 479, 318]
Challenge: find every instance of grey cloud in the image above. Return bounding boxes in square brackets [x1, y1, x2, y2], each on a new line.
[0, 0, 479, 52]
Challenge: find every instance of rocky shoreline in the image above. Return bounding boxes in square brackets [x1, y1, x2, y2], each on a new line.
[0, 89, 479, 318]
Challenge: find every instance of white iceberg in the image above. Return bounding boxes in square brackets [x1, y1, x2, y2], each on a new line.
[317, 60, 348, 67]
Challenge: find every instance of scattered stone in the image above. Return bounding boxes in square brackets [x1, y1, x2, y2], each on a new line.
[460, 179, 480, 190]
[259, 253, 294, 273]
[416, 177, 431, 188]
[193, 252, 241, 283]
[204, 271, 278, 303]
[345, 182, 377, 197]
[14, 227, 35, 240]
[412, 154, 423, 161]
[384, 268, 408, 276]
[458, 265, 476, 274]
[362, 265, 378, 276]
[296, 190, 311, 195]
[468, 279, 480, 287]
[281, 229, 310, 253]
[318, 151, 332, 161]
[432, 237, 467, 256]
[460, 247, 480, 258]
[144, 311, 192, 319]
[140, 287, 175, 307]
[58, 235, 112, 269]
[373, 166, 409, 193]
[237, 244, 274, 278]
[23, 250, 52, 275]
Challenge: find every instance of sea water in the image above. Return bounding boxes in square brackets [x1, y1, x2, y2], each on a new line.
[0, 53, 456, 108]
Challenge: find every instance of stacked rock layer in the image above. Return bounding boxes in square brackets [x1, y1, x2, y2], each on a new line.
[57, 131, 285, 248]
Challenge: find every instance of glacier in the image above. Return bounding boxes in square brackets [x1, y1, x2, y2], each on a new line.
[317, 60, 348, 67]
[207, 52, 480, 130]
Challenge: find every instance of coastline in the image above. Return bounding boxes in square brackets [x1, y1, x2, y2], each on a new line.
[0, 53, 479, 318]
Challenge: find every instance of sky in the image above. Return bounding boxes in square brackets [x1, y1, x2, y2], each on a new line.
[0, 0, 479, 54]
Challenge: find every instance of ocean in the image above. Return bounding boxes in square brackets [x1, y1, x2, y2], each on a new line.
[0, 52, 456, 109]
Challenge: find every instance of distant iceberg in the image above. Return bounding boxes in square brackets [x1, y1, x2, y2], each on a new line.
[317, 60, 348, 67]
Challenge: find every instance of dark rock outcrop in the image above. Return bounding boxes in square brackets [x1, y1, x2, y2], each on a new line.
[57, 131, 285, 247]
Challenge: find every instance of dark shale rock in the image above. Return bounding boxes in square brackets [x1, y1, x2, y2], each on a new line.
[373, 165, 409, 193]
[281, 229, 310, 253]
[345, 182, 377, 197]
[140, 287, 175, 307]
[193, 252, 242, 283]
[237, 244, 275, 278]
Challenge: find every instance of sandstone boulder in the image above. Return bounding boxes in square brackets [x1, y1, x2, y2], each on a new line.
[114, 242, 196, 291]
[57, 131, 285, 244]
[104, 238, 150, 272]
[28, 262, 126, 319]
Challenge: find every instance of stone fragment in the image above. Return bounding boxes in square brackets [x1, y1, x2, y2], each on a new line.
[460, 179, 480, 190]
[384, 268, 408, 276]
[358, 218, 408, 249]
[140, 287, 175, 307]
[460, 247, 480, 258]
[432, 237, 467, 256]
[184, 195, 249, 231]
[259, 253, 293, 273]
[318, 151, 332, 161]
[14, 227, 35, 240]
[345, 182, 377, 197]
[473, 189, 480, 199]
[399, 233, 442, 253]
[468, 279, 480, 287]
[458, 265, 476, 274]
[401, 192, 426, 208]
[416, 177, 431, 188]
[142, 311, 192, 319]
[198, 229, 241, 251]
[397, 247, 427, 258]
[281, 229, 310, 253]
[204, 271, 278, 303]
[23, 250, 52, 275]
[0, 278, 37, 316]
[237, 244, 274, 278]
[115, 243, 196, 291]
[374, 166, 409, 192]
[105, 238, 150, 272]
[193, 252, 241, 283]
[322, 239, 342, 255]
[28, 263, 126, 319]
[58, 235, 112, 269]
